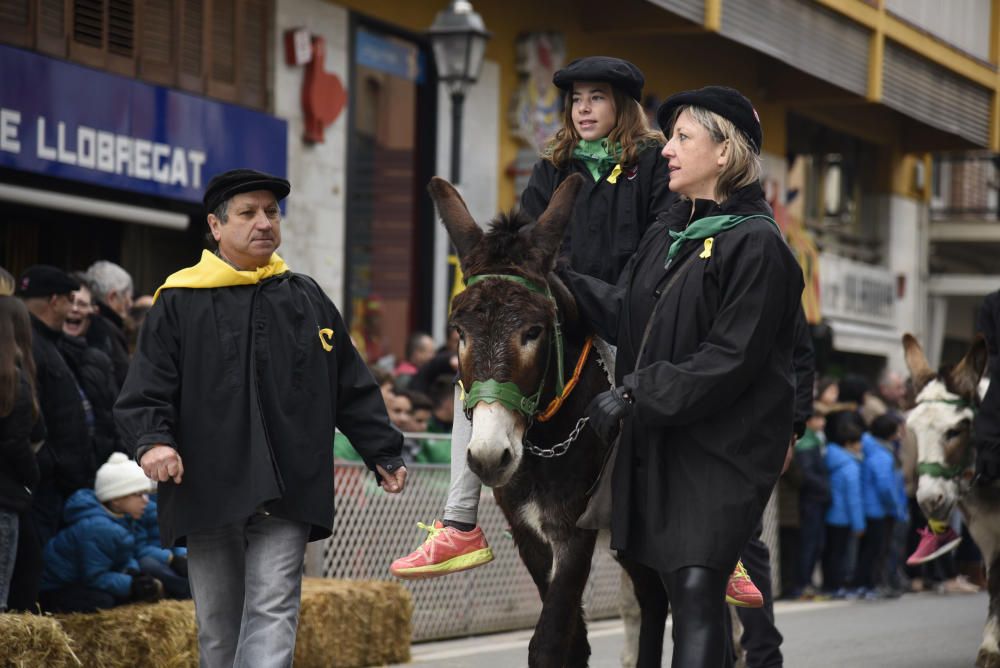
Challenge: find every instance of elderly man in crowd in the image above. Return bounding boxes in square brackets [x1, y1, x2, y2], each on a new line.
[115, 169, 407, 667]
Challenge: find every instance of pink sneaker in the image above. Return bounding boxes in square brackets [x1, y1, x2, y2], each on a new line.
[906, 527, 961, 566]
[726, 559, 764, 608]
[389, 521, 493, 580]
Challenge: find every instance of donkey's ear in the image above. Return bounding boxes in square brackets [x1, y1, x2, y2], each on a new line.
[902, 333, 936, 394]
[428, 177, 483, 262]
[533, 173, 585, 267]
[950, 334, 988, 399]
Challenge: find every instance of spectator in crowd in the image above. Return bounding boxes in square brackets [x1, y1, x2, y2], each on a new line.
[822, 420, 865, 597]
[855, 413, 903, 599]
[84, 260, 133, 387]
[17, 265, 93, 545]
[0, 296, 41, 612]
[877, 369, 907, 413]
[60, 275, 122, 465]
[135, 494, 191, 599]
[394, 332, 436, 389]
[408, 390, 451, 464]
[115, 168, 406, 666]
[38, 453, 164, 613]
[790, 405, 830, 598]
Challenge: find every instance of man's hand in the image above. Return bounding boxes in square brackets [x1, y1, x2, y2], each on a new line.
[782, 436, 796, 475]
[377, 464, 407, 494]
[140, 445, 184, 484]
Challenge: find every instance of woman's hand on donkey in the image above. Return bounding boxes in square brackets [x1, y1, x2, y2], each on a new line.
[586, 387, 633, 444]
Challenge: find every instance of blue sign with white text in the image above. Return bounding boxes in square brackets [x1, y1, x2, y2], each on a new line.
[0, 44, 287, 204]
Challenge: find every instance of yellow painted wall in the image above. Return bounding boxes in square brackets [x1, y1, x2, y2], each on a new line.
[333, 0, 788, 208]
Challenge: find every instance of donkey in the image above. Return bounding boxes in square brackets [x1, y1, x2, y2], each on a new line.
[903, 333, 1000, 668]
[428, 174, 669, 667]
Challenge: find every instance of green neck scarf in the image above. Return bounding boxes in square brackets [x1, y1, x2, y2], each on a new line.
[665, 213, 779, 265]
[572, 138, 621, 181]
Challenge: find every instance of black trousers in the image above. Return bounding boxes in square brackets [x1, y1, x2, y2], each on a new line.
[6, 510, 41, 612]
[736, 533, 784, 667]
[822, 525, 852, 590]
[659, 566, 732, 668]
[855, 517, 892, 589]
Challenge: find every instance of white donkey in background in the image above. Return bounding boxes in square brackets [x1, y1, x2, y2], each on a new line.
[903, 333, 1000, 668]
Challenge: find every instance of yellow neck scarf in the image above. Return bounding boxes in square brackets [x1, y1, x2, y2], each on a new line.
[153, 250, 290, 303]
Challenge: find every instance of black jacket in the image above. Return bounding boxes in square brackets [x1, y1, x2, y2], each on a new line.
[0, 370, 41, 512]
[86, 301, 130, 389]
[30, 315, 95, 496]
[58, 335, 121, 465]
[975, 291, 1000, 452]
[563, 183, 804, 573]
[115, 272, 404, 546]
[520, 143, 675, 284]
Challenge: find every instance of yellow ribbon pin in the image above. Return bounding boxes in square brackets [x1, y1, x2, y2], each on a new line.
[318, 328, 334, 352]
[606, 164, 622, 184]
[699, 237, 714, 259]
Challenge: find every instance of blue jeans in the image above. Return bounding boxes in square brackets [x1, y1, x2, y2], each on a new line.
[186, 513, 309, 668]
[0, 509, 18, 611]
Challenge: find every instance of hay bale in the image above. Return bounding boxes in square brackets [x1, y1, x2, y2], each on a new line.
[0, 613, 80, 667]
[56, 600, 198, 668]
[295, 578, 412, 668]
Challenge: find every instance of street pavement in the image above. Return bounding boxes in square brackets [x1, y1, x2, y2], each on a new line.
[393, 590, 988, 667]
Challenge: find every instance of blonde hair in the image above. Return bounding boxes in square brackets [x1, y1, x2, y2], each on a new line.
[545, 86, 664, 169]
[669, 105, 761, 202]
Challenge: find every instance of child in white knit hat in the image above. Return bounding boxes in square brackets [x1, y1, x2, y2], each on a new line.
[38, 453, 178, 612]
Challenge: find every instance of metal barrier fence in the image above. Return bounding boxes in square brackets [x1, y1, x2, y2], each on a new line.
[307, 442, 781, 643]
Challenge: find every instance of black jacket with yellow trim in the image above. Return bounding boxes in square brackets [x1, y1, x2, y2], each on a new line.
[115, 271, 403, 546]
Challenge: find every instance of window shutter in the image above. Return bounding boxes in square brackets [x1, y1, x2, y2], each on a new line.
[238, 0, 268, 108]
[139, 0, 174, 85]
[206, 0, 237, 101]
[105, 0, 134, 75]
[177, 0, 204, 92]
[37, 0, 68, 56]
[0, 0, 34, 47]
[69, 0, 134, 74]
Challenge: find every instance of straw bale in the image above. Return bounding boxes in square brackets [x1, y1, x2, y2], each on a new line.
[56, 600, 197, 668]
[295, 577, 412, 668]
[0, 613, 80, 668]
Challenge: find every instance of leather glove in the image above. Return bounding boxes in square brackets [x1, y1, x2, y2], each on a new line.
[975, 443, 1000, 484]
[586, 386, 633, 445]
[130, 574, 164, 602]
[170, 554, 188, 578]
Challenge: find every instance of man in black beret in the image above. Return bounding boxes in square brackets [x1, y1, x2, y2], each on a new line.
[18, 265, 95, 548]
[115, 168, 407, 666]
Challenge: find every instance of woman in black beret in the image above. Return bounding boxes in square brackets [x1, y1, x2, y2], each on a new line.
[562, 86, 804, 666]
[390, 56, 675, 579]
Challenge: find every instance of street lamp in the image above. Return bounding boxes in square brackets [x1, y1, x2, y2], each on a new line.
[427, 0, 491, 184]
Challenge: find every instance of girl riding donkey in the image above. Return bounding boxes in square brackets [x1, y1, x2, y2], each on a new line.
[391, 57, 764, 609]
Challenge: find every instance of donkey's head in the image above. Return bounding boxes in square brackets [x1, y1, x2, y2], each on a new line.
[428, 174, 584, 487]
[902, 333, 988, 520]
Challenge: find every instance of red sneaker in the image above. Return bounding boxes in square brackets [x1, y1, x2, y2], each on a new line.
[389, 521, 493, 580]
[726, 559, 764, 608]
[906, 527, 961, 566]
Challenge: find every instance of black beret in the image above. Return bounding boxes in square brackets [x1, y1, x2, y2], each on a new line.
[656, 86, 763, 154]
[203, 169, 290, 214]
[16, 265, 79, 298]
[552, 56, 644, 102]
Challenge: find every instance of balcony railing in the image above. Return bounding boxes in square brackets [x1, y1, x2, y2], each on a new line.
[931, 153, 1000, 220]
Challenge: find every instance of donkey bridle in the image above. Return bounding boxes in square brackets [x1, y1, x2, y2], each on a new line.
[915, 396, 977, 482]
[461, 273, 568, 419]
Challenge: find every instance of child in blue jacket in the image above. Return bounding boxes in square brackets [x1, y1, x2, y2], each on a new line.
[821, 421, 865, 596]
[855, 414, 903, 597]
[39, 453, 183, 612]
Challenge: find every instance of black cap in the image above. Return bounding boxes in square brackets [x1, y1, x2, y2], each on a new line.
[16, 265, 80, 298]
[203, 169, 290, 214]
[552, 56, 644, 102]
[656, 86, 762, 154]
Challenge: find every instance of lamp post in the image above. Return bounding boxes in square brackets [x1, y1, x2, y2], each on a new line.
[427, 0, 491, 184]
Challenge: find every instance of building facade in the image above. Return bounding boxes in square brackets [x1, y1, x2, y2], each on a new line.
[1, 0, 997, 371]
